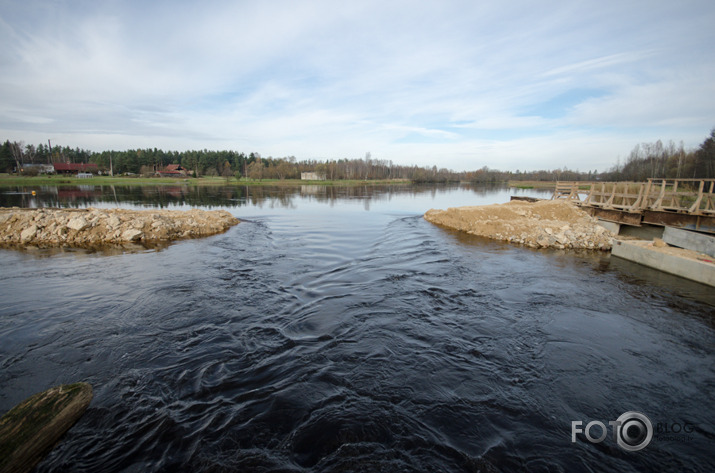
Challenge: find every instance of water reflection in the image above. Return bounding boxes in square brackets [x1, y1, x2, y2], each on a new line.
[608, 256, 715, 315]
[0, 183, 546, 210]
[6, 241, 174, 258]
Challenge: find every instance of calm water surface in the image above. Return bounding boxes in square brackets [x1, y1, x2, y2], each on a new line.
[1, 184, 713, 472]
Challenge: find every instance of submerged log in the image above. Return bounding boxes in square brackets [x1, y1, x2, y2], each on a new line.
[0, 383, 93, 473]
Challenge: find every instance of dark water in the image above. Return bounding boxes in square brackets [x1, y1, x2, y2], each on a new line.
[1, 184, 713, 473]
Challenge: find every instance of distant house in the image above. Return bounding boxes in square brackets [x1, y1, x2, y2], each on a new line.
[21, 164, 55, 174]
[301, 172, 326, 181]
[158, 164, 188, 177]
[53, 163, 99, 175]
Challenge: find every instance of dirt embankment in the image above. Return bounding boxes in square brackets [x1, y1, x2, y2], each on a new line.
[0, 207, 239, 248]
[424, 200, 615, 250]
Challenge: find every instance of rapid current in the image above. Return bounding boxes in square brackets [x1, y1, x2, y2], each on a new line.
[1, 184, 713, 472]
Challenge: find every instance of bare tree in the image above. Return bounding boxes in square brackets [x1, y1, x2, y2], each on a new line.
[221, 161, 233, 181]
[24, 144, 37, 164]
[247, 160, 264, 180]
[10, 141, 24, 173]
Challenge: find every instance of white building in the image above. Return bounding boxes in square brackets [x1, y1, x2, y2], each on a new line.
[301, 172, 326, 181]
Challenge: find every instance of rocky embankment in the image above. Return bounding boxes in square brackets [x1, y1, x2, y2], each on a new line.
[424, 200, 615, 250]
[0, 207, 239, 248]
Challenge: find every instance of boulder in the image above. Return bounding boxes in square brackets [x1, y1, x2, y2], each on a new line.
[67, 217, 88, 231]
[121, 229, 143, 242]
[20, 225, 37, 242]
[106, 215, 121, 229]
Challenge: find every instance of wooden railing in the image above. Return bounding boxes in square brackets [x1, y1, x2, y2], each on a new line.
[645, 179, 715, 215]
[581, 182, 644, 211]
[552, 179, 715, 216]
[551, 182, 589, 201]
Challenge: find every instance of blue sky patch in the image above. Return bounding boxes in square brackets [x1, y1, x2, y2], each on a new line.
[524, 88, 609, 119]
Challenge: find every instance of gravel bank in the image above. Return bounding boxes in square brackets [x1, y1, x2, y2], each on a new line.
[0, 207, 239, 248]
[424, 200, 615, 250]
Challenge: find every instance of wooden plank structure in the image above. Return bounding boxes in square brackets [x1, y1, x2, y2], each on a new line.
[581, 182, 645, 211]
[0, 383, 93, 473]
[551, 179, 715, 234]
[550, 181, 589, 201]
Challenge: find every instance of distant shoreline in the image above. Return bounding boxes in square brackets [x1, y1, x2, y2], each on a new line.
[506, 180, 558, 189]
[0, 174, 415, 187]
[0, 174, 565, 189]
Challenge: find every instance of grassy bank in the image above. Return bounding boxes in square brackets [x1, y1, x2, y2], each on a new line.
[234, 178, 413, 186]
[507, 180, 558, 189]
[0, 174, 413, 187]
[0, 174, 199, 186]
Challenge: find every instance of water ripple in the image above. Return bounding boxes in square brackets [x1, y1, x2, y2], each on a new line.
[1, 204, 713, 473]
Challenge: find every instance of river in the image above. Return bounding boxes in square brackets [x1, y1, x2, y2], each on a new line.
[0, 184, 713, 472]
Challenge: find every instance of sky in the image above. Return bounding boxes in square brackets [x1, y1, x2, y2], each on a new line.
[1, 0, 714, 172]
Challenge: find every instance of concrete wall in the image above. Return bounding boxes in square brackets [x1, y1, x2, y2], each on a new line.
[618, 223, 664, 240]
[663, 227, 715, 258]
[611, 240, 715, 287]
[597, 220, 664, 240]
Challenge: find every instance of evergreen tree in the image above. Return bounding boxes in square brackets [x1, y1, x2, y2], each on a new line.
[0, 140, 14, 172]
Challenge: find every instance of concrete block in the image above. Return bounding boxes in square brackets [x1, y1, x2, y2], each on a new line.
[663, 226, 715, 258]
[611, 240, 715, 287]
[618, 224, 664, 240]
[597, 220, 620, 234]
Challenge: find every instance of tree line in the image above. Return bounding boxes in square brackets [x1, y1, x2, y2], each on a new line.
[1, 128, 713, 182]
[601, 130, 715, 181]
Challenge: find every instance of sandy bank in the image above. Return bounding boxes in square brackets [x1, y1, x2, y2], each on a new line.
[424, 200, 615, 250]
[0, 207, 239, 248]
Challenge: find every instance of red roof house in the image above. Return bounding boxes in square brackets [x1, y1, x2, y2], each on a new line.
[158, 164, 188, 177]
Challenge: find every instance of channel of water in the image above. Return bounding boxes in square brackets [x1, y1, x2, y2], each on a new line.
[1, 184, 712, 472]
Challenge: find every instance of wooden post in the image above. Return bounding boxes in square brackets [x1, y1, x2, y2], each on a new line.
[583, 182, 594, 205]
[643, 179, 653, 210]
[652, 179, 667, 211]
[605, 182, 617, 208]
[629, 183, 645, 211]
[689, 180, 705, 214]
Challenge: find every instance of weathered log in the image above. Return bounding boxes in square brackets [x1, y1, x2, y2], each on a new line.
[0, 383, 93, 473]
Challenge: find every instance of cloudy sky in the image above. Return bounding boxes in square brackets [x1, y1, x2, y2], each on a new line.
[1, 0, 713, 171]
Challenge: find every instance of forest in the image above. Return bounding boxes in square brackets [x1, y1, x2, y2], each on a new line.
[1, 129, 713, 183]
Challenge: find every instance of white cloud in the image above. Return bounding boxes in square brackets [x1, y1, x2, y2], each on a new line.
[540, 51, 656, 78]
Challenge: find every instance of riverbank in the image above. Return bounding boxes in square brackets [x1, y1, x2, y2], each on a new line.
[0, 174, 413, 187]
[0, 207, 238, 248]
[507, 180, 558, 189]
[424, 199, 615, 250]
